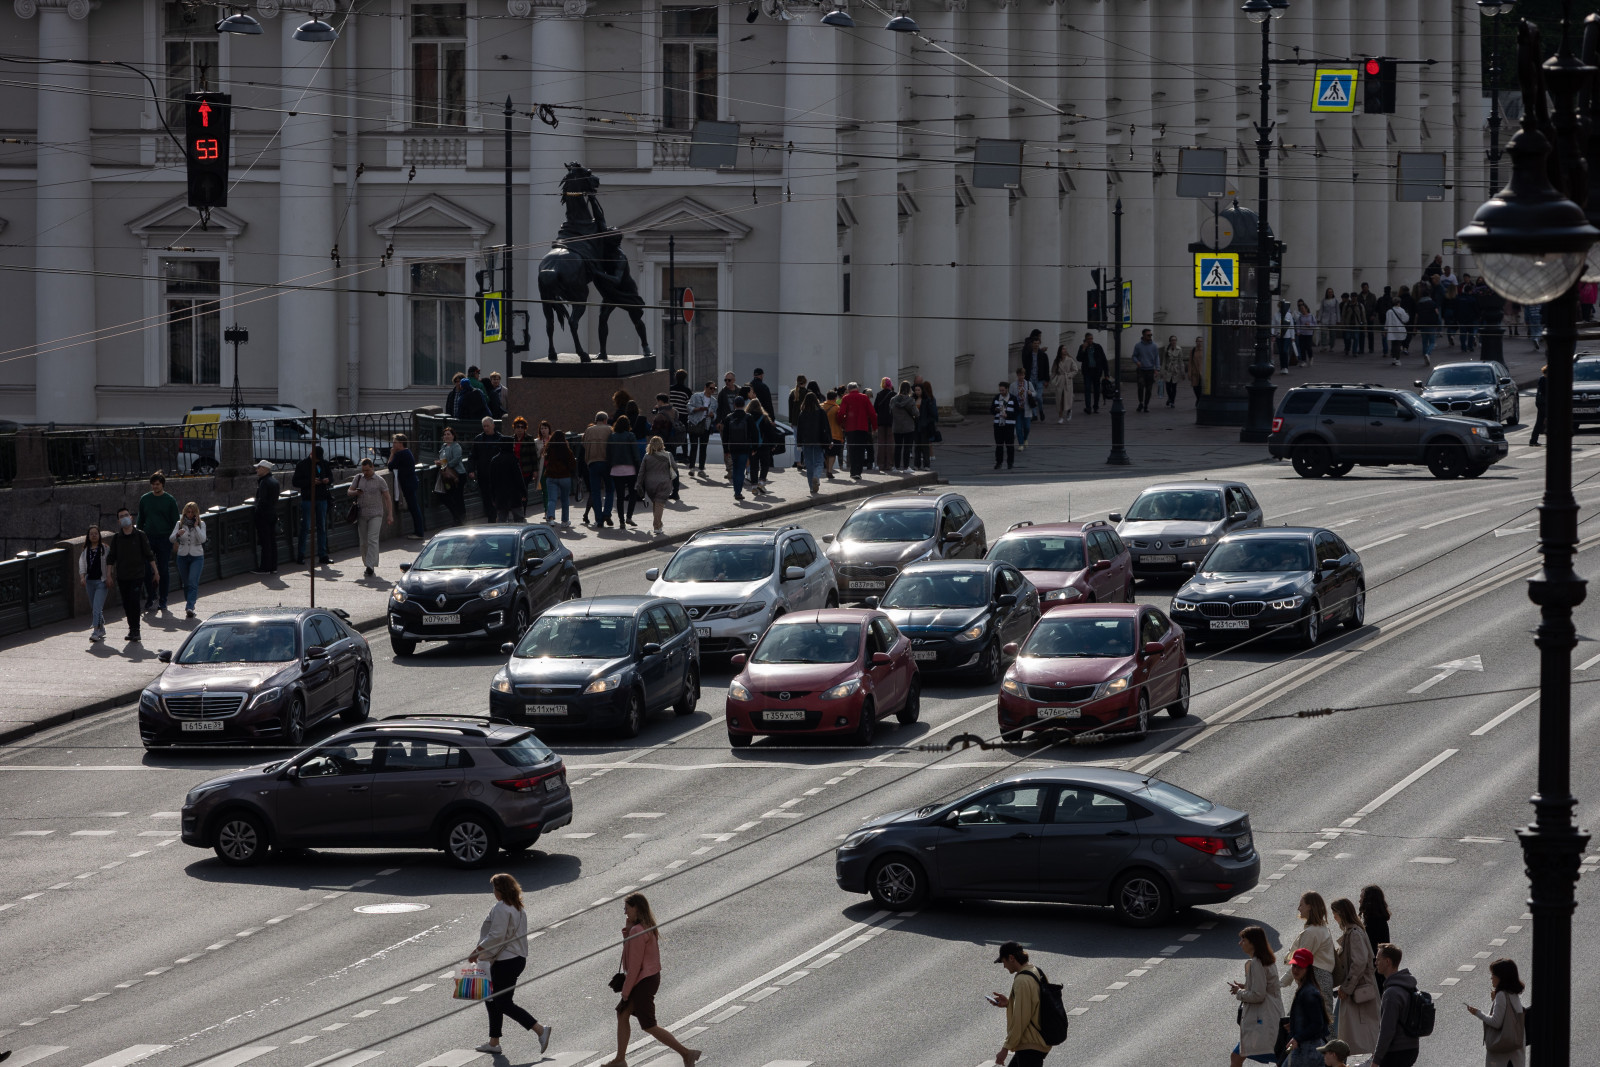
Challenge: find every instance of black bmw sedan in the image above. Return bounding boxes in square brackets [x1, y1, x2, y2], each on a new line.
[867, 560, 1040, 683]
[1416, 360, 1519, 425]
[387, 525, 580, 657]
[1170, 527, 1365, 649]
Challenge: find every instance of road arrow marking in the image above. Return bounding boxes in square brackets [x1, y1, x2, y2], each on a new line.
[1494, 522, 1538, 537]
[1407, 654, 1483, 694]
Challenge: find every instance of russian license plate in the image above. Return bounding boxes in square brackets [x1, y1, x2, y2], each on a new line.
[764, 709, 806, 722]
[1211, 619, 1249, 630]
[423, 613, 460, 625]
[1577, 406, 1600, 414]
[1235, 832, 1253, 852]
[1142, 554, 1178, 564]
[695, 626, 711, 637]
[527, 704, 566, 716]
[848, 580, 885, 590]
[913, 650, 938, 661]
[180, 720, 224, 732]
[1038, 707, 1081, 719]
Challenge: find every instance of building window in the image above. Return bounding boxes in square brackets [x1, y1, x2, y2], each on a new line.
[165, 258, 221, 385]
[412, 3, 467, 128]
[410, 260, 467, 386]
[164, 2, 218, 128]
[661, 6, 717, 131]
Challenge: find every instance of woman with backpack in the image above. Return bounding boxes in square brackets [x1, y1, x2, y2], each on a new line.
[1230, 925, 1284, 1067]
[1466, 958, 1526, 1067]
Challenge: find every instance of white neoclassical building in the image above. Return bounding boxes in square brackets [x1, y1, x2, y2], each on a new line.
[0, 0, 1491, 425]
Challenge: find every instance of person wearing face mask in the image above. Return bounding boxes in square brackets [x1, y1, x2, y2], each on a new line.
[105, 507, 157, 644]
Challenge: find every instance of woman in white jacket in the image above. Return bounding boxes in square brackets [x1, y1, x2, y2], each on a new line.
[468, 873, 552, 1056]
[1230, 925, 1284, 1066]
[1385, 302, 1411, 365]
[169, 502, 207, 619]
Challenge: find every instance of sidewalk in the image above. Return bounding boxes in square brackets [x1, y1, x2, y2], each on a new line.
[0, 462, 936, 744]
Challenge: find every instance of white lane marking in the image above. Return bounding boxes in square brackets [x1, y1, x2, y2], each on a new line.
[1418, 507, 1493, 530]
[1354, 749, 1457, 816]
[623, 812, 664, 819]
[13, 830, 53, 836]
[757, 1061, 815, 1066]
[411, 1052, 483, 1067]
[563, 832, 596, 839]
[89, 811, 129, 817]
[1411, 857, 1457, 864]
[303, 1052, 383, 1067]
[69, 830, 116, 837]
[192, 1048, 279, 1067]
[1471, 693, 1539, 736]
[1579, 650, 1600, 671]
[7, 1048, 69, 1067]
[1352, 533, 1409, 552]
[1407, 653, 1484, 694]
[78, 1047, 172, 1067]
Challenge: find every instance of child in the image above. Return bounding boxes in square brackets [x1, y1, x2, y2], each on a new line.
[1317, 1038, 1349, 1067]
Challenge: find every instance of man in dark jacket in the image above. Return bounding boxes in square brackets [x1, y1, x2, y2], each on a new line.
[992, 381, 1019, 470]
[252, 460, 281, 574]
[1020, 330, 1050, 419]
[455, 376, 490, 423]
[873, 377, 897, 473]
[715, 372, 741, 426]
[1357, 283, 1379, 354]
[720, 397, 755, 502]
[1372, 943, 1421, 1067]
[748, 367, 775, 421]
[1077, 332, 1109, 414]
[105, 507, 157, 643]
[470, 416, 509, 521]
[1456, 286, 1480, 352]
[292, 446, 333, 564]
[443, 372, 465, 417]
[488, 446, 526, 523]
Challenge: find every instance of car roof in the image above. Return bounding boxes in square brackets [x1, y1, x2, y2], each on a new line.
[989, 766, 1173, 790]
[1429, 361, 1499, 372]
[1218, 526, 1322, 540]
[1036, 602, 1141, 617]
[683, 523, 806, 545]
[1131, 481, 1234, 493]
[205, 607, 327, 622]
[770, 608, 879, 625]
[349, 715, 538, 742]
[546, 595, 656, 615]
[855, 491, 953, 509]
[900, 560, 995, 574]
[424, 524, 549, 538]
[995, 520, 1110, 538]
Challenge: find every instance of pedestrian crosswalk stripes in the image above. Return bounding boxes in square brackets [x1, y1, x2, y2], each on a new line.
[191, 1049, 278, 1067]
[8, 1047, 69, 1067]
[301, 1051, 384, 1067]
[78, 1046, 170, 1067]
[11, 1047, 610, 1067]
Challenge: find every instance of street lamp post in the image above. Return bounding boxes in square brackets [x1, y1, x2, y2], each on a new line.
[1107, 199, 1129, 465]
[1239, 0, 1285, 444]
[1479, 1, 1515, 194]
[1457, 10, 1597, 1065]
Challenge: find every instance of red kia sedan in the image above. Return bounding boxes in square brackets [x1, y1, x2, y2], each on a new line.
[997, 604, 1189, 740]
[725, 609, 920, 747]
[986, 520, 1135, 609]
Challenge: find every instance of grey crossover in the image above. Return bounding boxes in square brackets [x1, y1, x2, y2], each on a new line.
[180, 715, 573, 868]
[824, 491, 987, 602]
[835, 767, 1258, 926]
[1267, 382, 1508, 478]
[1112, 481, 1263, 579]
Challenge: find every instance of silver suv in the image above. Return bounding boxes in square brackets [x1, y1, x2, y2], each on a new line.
[1113, 481, 1264, 579]
[1267, 382, 1508, 479]
[646, 525, 837, 655]
[179, 716, 573, 868]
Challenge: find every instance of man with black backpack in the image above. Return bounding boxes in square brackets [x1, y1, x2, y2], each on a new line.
[1373, 942, 1427, 1067]
[989, 942, 1065, 1066]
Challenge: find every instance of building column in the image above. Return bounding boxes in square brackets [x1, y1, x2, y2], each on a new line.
[850, 15, 903, 389]
[1152, 0, 1195, 337]
[1108, 0, 1153, 350]
[23, 0, 95, 424]
[1418, 0, 1453, 259]
[1386, 0, 1422, 278]
[776, 14, 840, 388]
[276, 12, 338, 411]
[909, 1, 961, 408]
[1455, 0, 1488, 270]
[1350, 0, 1389, 285]
[1061, 0, 1107, 344]
[1016, 1, 1059, 353]
[1276, 4, 1318, 310]
[1315, 0, 1354, 299]
[963, 0, 1013, 391]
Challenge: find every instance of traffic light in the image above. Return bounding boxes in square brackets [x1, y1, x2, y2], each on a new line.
[1363, 58, 1396, 115]
[183, 91, 231, 209]
[1086, 288, 1106, 330]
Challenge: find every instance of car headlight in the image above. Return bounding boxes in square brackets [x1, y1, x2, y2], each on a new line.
[184, 783, 229, 808]
[1095, 672, 1133, 699]
[480, 582, 512, 601]
[727, 679, 752, 702]
[389, 586, 407, 604]
[1171, 598, 1198, 613]
[492, 670, 513, 694]
[1188, 536, 1212, 548]
[1000, 676, 1024, 695]
[840, 827, 886, 851]
[584, 672, 623, 695]
[954, 622, 986, 642]
[248, 686, 283, 709]
[1042, 587, 1082, 603]
[820, 678, 862, 700]
[908, 548, 935, 564]
[1267, 595, 1305, 611]
[731, 601, 768, 619]
[139, 690, 161, 711]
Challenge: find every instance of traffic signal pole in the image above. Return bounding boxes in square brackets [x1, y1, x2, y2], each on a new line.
[504, 97, 515, 382]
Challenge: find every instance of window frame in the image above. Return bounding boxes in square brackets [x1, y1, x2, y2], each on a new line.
[389, 2, 479, 135]
[407, 258, 470, 388]
[657, 4, 721, 132]
[162, 256, 223, 387]
[409, 3, 469, 129]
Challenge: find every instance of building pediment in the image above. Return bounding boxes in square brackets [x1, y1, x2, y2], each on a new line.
[373, 194, 494, 244]
[618, 196, 751, 256]
[127, 197, 246, 244]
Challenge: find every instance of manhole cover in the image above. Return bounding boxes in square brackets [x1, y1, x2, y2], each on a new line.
[353, 902, 431, 914]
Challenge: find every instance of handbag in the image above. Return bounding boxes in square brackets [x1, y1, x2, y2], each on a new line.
[1485, 1000, 1526, 1054]
[608, 971, 627, 993]
[452, 964, 491, 1001]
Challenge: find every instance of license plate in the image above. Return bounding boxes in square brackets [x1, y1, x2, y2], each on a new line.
[695, 627, 711, 638]
[527, 704, 566, 716]
[913, 650, 938, 661]
[848, 580, 885, 590]
[1038, 707, 1081, 719]
[423, 613, 460, 625]
[1211, 619, 1250, 630]
[180, 720, 224, 732]
[1235, 833, 1253, 852]
[1141, 554, 1178, 564]
[545, 776, 563, 793]
[1577, 406, 1600, 414]
[764, 709, 806, 722]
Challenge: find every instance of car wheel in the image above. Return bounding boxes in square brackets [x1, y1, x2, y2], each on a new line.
[867, 854, 929, 910]
[512, 601, 531, 638]
[1129, 691, 1151, 739]
[980, 639, 1003, 685]
[1124, 578, 1135, 602]
[619, 688, 646, 739]
[339, 668, 371, 724]
[854, 700, 877, 746]
[389, 634, 416, 658]
[1426, 442, 1466, 479]
[1463, 461, 1489, 479]
[1300, 600, 1322, 648]
[282, 696, 306, 747]
[673, 667, 699, 716]
[728, 729, 753, 748]
[1327, 461, 1354, 478]
[825, 591, 840, 608]
[896, 678, 922, 725]
[1345, 583, 1366, 629]
[1507, 397, 1520, 426]
[1291, 444, 1330, 478]
[563, 581, 582, 601]
[213, 811, 267, 867]
[1167, 668, 1190, 718]
[443, 814, 497, 868]
[1111, 869, 1173, 927]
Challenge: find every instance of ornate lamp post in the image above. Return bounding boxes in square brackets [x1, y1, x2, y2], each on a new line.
[1457, 10, 1597, 1064]
[1238, 0, 1286, 444]
[1479, 0, 1515, 193]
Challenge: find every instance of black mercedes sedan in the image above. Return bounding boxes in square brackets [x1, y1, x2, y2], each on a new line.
[1416, 360, 1519, 425]
[387, 525, 580, 657]
[490, 595, 700, 737]
[1170, 527, 1365, 649]
[866, 560, 1040, 683]
[139, 607, 372, 749]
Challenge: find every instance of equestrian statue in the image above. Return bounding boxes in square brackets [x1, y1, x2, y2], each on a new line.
[537, 162, 654, 363]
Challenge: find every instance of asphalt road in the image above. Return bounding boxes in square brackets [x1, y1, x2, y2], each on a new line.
[5, 430, 1600, 1067]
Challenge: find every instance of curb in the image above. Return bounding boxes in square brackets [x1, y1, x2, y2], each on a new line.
[0, 469, 942, 748]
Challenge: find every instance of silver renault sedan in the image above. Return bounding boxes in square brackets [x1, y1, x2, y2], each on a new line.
[1112, 481, 1264, 580]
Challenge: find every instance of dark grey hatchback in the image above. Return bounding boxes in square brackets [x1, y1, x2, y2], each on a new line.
[834, 767, 1258, 926]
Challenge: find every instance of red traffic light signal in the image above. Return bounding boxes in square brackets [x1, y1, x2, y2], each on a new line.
[1365, 58, 1381, 76]
[1363, 58, 1397, 114]
[184, 91, 231, 209]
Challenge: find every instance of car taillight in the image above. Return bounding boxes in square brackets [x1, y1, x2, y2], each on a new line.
[1176, 835, 1231, 855]
[1270, 417, 1283, 434]
[493, 765, 565, 793]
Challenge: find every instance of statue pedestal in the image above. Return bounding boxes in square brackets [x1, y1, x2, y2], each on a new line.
[506, 353, 668, 434]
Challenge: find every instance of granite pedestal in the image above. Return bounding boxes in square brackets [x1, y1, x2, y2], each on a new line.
[506, 353, 667, 434]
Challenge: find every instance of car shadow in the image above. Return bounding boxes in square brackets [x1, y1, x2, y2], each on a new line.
[183, 849, 583, 892]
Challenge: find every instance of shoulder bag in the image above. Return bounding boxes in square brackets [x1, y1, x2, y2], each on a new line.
[1485, 999, 1526, 1054]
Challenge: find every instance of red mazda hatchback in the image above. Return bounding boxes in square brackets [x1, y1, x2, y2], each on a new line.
[986, 520, 1135, 608]
[725, 609, 920, 747]
[997, 603, 1189, 740]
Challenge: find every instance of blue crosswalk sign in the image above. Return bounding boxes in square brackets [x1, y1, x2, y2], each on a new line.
[1312, 68, 1358, 113]
[1194, 253, 1240, 298]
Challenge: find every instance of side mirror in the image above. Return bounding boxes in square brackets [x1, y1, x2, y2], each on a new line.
[862, 596, 880, 609]
[1321, 558, 1340, 572]
[1229, 511, 1249, 524]
[306, 646, 329, 660]
[157, 650, 172, 664]
[942, 533, 963, 544]
[1183, 561, 1198, 573]
[822, 533, 835, 544]
[870, 651, 892, 665]
[500, 642, 515, 655]
[730, 653, 747, 668]
[942, 809, 962, 826]
[399, 562, 411, 573]
[641, 642, 662, 656]
[1143, 641, 1164, 656]
[645, 567, 660, 581]
[1109, 512, 1122, 524]
[997, 593, 1018, 607]
[280, 764, 301, 781]
[784, 566, 806, 581]
[1339, 553, 1359, 568]
[1002, 642, 1019, 656]
[1413, 379, 1425, 389]
[1500, 377, 1515, 385]
[1093, 559, 1112, 571]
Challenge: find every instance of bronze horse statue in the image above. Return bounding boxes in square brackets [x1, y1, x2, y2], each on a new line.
[537, 163, 653, 363]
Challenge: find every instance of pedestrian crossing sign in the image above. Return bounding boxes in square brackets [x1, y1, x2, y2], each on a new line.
[1311, 68, 1358, 113]
[1194, 252, 1240, 297]
[482, 292, 503, 344]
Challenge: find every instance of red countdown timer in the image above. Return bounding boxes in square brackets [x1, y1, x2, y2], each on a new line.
[183, 91, 231, 210]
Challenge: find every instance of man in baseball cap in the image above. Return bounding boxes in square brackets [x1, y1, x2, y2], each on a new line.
[251, 459, 281, 574]
[1316, 1038, 1350, 1066]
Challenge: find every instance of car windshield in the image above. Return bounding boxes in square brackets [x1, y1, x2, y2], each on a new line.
[176, 621, 298, 664]
[514, 615, 632, 659]
[881, 571, 988, 609]
[1428, 365, 1495, 387]
[837, 507, 937, 543]
[989, 535, 1086, 572]
[492, 734, 556, 767]
[1133, 779, 1215, 817]
[411, 534, 517, 571]
[1401, 392, 1440, 416]
[1202, 539, 1312, 573]
[1125, 489, 1224, 523]
[661, 543, 774, 583]
[1577, 360, 1600, 382]
[1020, 616, 1135, 658]
[752, 622, 861, 664]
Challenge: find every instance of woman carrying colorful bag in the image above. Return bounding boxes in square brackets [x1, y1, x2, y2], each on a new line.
[467, 873, 552, 1056]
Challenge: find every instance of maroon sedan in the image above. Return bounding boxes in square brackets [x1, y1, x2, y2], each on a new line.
[986, 520, 1135, 609]
[725, 609, 920, 747]
[997, 604, 1189, 740]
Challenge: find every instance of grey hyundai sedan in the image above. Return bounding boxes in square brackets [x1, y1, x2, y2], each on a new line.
[834, 767, 1258, 926]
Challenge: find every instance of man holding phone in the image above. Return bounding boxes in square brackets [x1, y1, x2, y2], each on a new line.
[989, 941, 1049, 1066]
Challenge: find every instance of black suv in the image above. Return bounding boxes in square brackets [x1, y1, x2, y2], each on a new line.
[1575, 356, 1600, 430]
[388, 525, 580, 657]
[1267, 383, 1508, 479]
